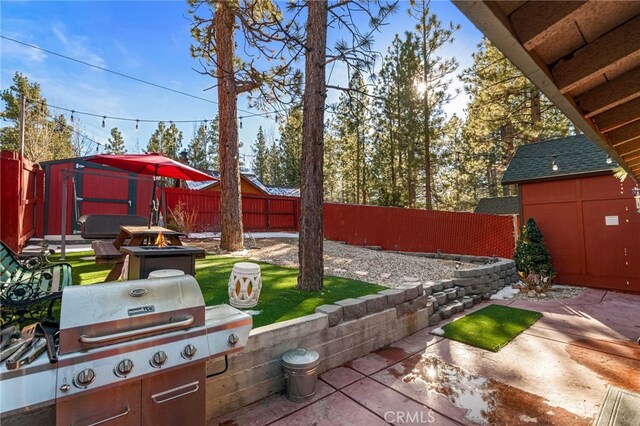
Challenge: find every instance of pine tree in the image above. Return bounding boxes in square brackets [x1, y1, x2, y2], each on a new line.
[410, 0, 459, 209]
[147, 122, 183, 160]
[251, 126, 269, 183]
[0, 72, 74, 162]
[279, 107, 303, 187]
[266, 139, 284, 186]
[207, 116, 220, 170]
[105, 127, 127, 154]
[333, 70, 370, 204]
[460, 39, 573, 200]
[188, 123, 210, 170]
[514, 218, 555, 277]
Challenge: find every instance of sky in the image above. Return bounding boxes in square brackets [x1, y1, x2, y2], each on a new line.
[1, 1, 483, 164]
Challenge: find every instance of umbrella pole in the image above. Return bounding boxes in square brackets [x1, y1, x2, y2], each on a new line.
[160, 179, 167, 227]
[148, 177, 157, 229]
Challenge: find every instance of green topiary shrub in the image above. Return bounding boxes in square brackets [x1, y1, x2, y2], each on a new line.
[514, 218, 555, 278]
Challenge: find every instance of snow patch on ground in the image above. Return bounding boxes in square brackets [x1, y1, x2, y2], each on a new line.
[490, 286, 520, 300]
[431, 327, 446, 336]
[80, 256, 96, 261]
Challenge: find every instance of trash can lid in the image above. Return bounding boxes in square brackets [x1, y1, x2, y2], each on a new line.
[282, 348, 319, 368]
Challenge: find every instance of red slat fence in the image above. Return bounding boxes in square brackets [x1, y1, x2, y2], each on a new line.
[164, 188, 300, 232]
[323, 203, 518, 258]
[0, 151, 45, 251]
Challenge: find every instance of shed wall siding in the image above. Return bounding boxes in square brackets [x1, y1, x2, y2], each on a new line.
[520, 174, 639, 292]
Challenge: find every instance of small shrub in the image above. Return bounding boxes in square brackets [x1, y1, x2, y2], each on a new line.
[514, 218, 555, 279]
[168, 201, 199, 234]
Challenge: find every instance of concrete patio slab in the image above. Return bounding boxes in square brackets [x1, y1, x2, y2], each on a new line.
[270, 392, 388, 426]
[343, 377, 459, 425]
[212, 289, 640, 425]
[319, 366, 364, 389]
[208, 381, 335, 425]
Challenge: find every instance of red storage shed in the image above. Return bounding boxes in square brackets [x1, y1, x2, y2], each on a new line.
[503, 135, 640, 293]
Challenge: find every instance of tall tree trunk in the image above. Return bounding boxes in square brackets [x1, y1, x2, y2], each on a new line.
[421, 12, 433, 210]
[390, 119, 397, 206]
[298, 0, 327, 291]
[361, 127, 367, 205]
[530, 88, 541, 141]
[216, 1, 244, 251]
[356, 132, 361, 204]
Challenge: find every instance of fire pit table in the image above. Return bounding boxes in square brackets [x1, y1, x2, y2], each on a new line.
[121, 246, 205, 280]
[113, 226, 185, 249]
[102, 226, 203, 281]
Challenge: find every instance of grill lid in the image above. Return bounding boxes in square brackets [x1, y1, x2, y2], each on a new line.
[58, 275, 205, 354]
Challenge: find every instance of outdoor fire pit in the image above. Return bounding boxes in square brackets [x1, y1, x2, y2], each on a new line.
[120, 245, 205, 279]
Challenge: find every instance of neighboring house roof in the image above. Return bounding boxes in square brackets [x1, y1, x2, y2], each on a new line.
[502, 134, 617, 185]
[265, 186, 300, 197]
[184, 171, 300, 197]
[474, 196, 519, 215]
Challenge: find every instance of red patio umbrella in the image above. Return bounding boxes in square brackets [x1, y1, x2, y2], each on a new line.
[85, 153, 216, 227]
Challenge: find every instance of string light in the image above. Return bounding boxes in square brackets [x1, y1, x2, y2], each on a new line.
[135, 119, 139, 132]
[239, 117, 243, 129]
[551, 154, 558, 171]
[606, 155, 612, 164]
[70, 110, 75, 121]
[101, 116, 106, 128]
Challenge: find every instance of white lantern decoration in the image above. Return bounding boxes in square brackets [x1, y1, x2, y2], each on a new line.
[228, 262, 262, 308]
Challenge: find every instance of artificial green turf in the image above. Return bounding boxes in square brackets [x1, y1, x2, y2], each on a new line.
[441, 304, 542, 352]
[53, 251, 384, 328]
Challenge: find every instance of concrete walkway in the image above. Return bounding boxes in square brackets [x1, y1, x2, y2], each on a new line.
[210, 289, 640, 425]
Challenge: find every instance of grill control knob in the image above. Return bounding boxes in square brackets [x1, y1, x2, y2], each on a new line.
[74, 368, 96, 388]
[182, 344, 197, 359]
[150, 351, 168, 368]
[228, 333, 240, 347]
[114, 359, 134, 377]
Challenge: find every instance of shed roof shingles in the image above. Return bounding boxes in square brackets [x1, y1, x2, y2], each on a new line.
[474, 196, 519, 215]
[501, 134, 616, 184]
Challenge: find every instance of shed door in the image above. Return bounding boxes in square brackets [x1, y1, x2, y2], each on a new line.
[72, 162, 137, 231]
[582, 199, 640, 281]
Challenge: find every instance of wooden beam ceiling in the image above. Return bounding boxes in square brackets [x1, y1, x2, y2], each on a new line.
[551, 15, 640, 94]
[592, 97, 640, 132]
[608, 121, 640, 147]
[575, 67, 640, 117]
[618, 139, 640, 156]
[511, 1, 588, 50]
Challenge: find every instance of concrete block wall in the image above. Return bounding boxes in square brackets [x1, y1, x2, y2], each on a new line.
[452, 258, 520, 297]
[205, 282, 431, 420]
[205, 257, 519, 421]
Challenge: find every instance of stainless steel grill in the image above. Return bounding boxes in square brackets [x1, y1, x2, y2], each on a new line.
[0, 275, 252, 425]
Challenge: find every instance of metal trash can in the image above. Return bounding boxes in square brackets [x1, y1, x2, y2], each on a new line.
[282, 348, 320, 402]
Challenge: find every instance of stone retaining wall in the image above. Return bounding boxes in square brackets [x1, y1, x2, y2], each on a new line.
[205, 257, 519, 421]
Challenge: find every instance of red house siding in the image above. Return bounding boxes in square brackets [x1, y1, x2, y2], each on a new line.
[520, 174, 640, 292]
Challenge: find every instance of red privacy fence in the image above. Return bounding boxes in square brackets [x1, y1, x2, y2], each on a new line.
[323, 203, 518, 258]
[164, 188, 300, 232]
[0, 151, 45, 251]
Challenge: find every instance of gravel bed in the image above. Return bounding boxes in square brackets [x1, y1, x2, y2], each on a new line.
[512, 284, 585, 301]
[183, 237, 464, 288]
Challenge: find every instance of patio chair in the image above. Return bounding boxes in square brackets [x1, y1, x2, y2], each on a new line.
[1, 240, 56, 270]
[1, 241, 73, 327]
